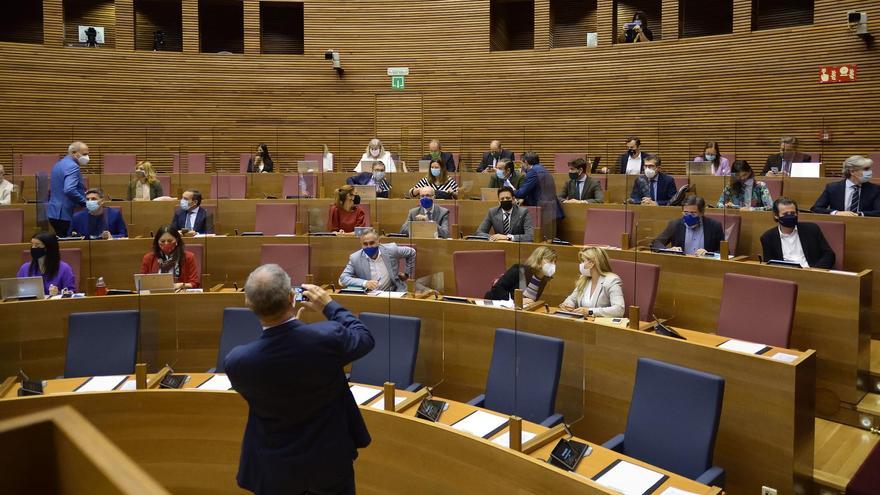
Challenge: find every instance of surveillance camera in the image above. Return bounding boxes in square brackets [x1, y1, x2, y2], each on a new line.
[324, 49, 343, 77]
[324, 49, 334, 61]
[847, 11, 868, 35]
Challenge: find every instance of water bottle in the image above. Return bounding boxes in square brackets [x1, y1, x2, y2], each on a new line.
[95, 276, 107, 296]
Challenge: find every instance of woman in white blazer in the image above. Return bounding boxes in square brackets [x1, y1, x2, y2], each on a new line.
[559, 246, 625, 317]
[354, 138, 396, 172]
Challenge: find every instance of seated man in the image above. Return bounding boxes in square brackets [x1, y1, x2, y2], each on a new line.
[170, 189, 214, 235]
[559, 158, 603, 203]
[811, 155, 880, 217]
[651, 196, 724, 255]
[399, 187, 450, 238]
[629, 155, 677, 206]
[477, 140, 515, 173]
[476, 186, 534, 242]
[762, 136, 812, 176]
[761, 197, 835, 269]
[488, 158, 523, 190]
[339, 228, 415, 291]
[346, 162, 391, 198]
[421, 139, 456, 172]
[68, 188, 127, 239]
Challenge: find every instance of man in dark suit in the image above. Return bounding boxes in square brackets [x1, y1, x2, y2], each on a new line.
[761, 197, 835, 269]
[476, 186, 535, 242]
[514, 151, 563, 240]
[68, 188, 128, 239]
[225, 266, 374, 495]
[761, 136, 811, 176]
[652, 196, 724, 255]
[421, 139, 456, 172]
[399, 187, 450, 238]
[476, 140, 515, 172]
[170, 189, 214, 235]
[629, 155, 677, 205]
[559, 157, 603, 203]
[811, 155, 880, 217]
[346, 162, 391, 198]
[617, 136, 646, 174]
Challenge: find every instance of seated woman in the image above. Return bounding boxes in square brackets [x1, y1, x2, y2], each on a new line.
[693, 141, 730, 176]
[346, 161, 392, 198]
[408, 160, 459, 200]
[140, 225, 200, 289]
[17, 232, 76, 296]
[624, 11, 653, 43]
[489, 158, 524, 190]
[484, 246, 557, 306]
[327, 185, 367, 235]
[246, 144, 274, 173]
[355, 138, 396, 172]
[127, 161, 164, 201]
[717, 160, 773, 211]
[558, 247, 625, 317]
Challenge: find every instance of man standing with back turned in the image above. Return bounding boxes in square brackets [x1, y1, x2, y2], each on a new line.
[225, 265, 375, 495]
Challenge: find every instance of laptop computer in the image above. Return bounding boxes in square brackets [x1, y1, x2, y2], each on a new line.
[296, 160, 319, 174]
[133, 273, 176, 294]
[685, 161, 712, 175]
[353, 185, 377, 200]
[480, 188, 499, 201]
[409, 221, 438, 239]
[418, 159, 432, 173]
[0, 277, 46, 301]
[790, 162, 821, 178]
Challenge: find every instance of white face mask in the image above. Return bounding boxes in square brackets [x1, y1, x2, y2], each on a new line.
[77, 154, 90, 166]
[542, 262, 556, 278]
[180, 199, 190, 210]
[579, 262, 592, 276]
[644, 168, 657, 179]
[370, 148, 381, 158]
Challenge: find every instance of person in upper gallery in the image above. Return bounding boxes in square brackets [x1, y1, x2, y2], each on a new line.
[354, 138, 396, 173]
[327, 185, 367, 235]
[618, 136, 646, 174]
[623, 11, 654, 43]
[476, 140, 515, 173]
[140, 225, 201, 289]
[408, 159, 459, 200]
[558, 246, 625, 317]
[246, 144, 274, 173]
[811, 155, 880, 217]
[692, 141, 731, 176]
[170, 189, 214, 236]
[475, 186, 535, 242]
[225, 266, 373, 495]
[68, 188, 128, 239]
[17, 232, 76, 296]
[346, 161, 392, 198]
[127, 161, 164, 201]
[559, 157, 604, 203]
[339, 227, 416, 291]
[47, 141, 89, 236]
[399, 187, 450, 239]
[652, 196, 725, 255]
[484, 246, 557, 305]
[762, 136, 812, 176]
[488, 158, 524, 190]
[629, 155, 677, 206]
[760, 197, 835, 269]
[716, 160, 773, 211]
[0, 164, 14, 205]
[421, 139, 456, 172]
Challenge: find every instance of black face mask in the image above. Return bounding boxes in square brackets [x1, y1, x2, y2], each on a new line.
[500, 200, 514, 211]
[31, 247, 47, 259]
[353, 194, 361, 205]
[568, 172, 580, 180]
[628, 149, 638, 157]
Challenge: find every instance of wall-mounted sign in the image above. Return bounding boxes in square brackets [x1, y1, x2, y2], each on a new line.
[387, 68, 410, 76]
[819, 65, 857, 84]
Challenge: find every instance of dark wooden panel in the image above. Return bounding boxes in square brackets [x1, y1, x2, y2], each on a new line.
[134, 0, 183, 52]
[752, 0, 814, 31]
[680, 0, 734, 38]
[550, 0, 598, 48]
[1, 2, 45, 45]
[198, 0, 243, 53]
[260, 1, 303, 55]
[63, 0, 116, 48]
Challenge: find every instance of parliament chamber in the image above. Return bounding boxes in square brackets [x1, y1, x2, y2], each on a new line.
[2, 1, 880, 494]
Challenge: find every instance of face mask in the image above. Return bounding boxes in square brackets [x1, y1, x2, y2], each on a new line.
[370, 148, 381, 158]
[363, 246, 379, 258]
[495, 169, 506, 179]
[180, 199, 190, 210]
[136, 170, 146, 177]
[373, 171, 385, 181]
[77, 154, 90, 166]
[705, 154, 717, 162]
[644, 168, 657, 179]
[86, 200, 100, 212]
[30, 247, 46, 259]
[431, 168, 441, 177]
[352, 194, 361, 205]
[568, 172, 579, 180]
[542, 262, 556, 278]
[683, 213, 701, 227]
[419, 197, 433, 210]
[579, 262, 592, 276]
[160, 242, 177, 254]
[777, 214, 798, 229]
[430, 151, 441, 160]
[859, 170, 873, 183]
[628, 149, 637, 157]
[499, 199, 514, 211]
[744, 178, 755, 186]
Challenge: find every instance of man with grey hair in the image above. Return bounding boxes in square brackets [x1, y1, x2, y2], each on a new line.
[225, 265, 374, 495]
[47, 141, 89, 235]
[399, 186, 450, 238]
[762, 136, 812, 176]
[421, 138, 456, 172]
[339, 227, 416, 291]
[811, 155, 880, 216]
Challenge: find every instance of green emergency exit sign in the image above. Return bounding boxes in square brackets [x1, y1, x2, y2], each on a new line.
[391, 76, 405, 90]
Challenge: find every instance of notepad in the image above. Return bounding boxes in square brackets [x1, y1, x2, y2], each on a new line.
[770, 352, 799, 363]
[491, 430, 537, 448]
[366, 291, 407, 298]
[349, 385, 383, 405]
[119, 380, 137, 391]
[593, 460, 668, 495]
[451, 410, 509, 438]
[74, 375, 127, 393]
[370, 396, 406, 409]
[717, 339, 771, 355]
[197, 375, 233, 391]
[658, 488, 701, 495]
[475, 299, 515, 309]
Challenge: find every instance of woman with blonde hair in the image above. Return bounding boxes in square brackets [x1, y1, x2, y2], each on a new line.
[485, 246, 557, 305]
[127, 161, 164, 200]
[408, 159, 459, 199]
[559, 247, 625, 317]
[355, 138, 396, 172]
[326, 184, 367, 235]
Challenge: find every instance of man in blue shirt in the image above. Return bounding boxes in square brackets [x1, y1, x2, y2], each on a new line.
[68, 188, 128, 239]
[47, 141, 89, 236]
[652, 196, 724, 255]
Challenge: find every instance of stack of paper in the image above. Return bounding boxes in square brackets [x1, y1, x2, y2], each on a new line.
[491, 430, 537, 448]
[366, 291, 407, 298]
[717, 339, 770, 355]
[74, 375, 128, 392]
[593, 460, 667, 495]
[451, 410, 508, 438]
[349, 385, 383, 405]
[197, 375, 233, 391]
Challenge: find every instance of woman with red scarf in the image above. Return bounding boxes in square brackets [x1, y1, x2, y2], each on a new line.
[140, 225, 201, 289]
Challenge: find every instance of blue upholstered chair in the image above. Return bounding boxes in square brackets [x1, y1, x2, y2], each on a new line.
[467, 328, 564, 427]
[64, 310, 139, 378]
[349, 313, 422, 391]
[602, 358, 726, 487]
[211, 308, 263, 373]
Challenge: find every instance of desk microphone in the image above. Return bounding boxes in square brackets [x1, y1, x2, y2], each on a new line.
[234, 229, 240, 236]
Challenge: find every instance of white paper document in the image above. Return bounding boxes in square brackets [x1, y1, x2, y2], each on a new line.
[475, 299, 515, 309]
[75, 375, 127, 393]
[717, 339, 769, 355]
[197, 375, 233, 391]
[659, 488, 701, 495]
[593, 460, 666, 495]
[491, 430, 537, 448]
[366, 291, 407, 298]
[770, 352, 799, 363]
[370, 396, 406, 409]
[451, 410, 508, 438]
[119, 380, 137, 391]
[349, 385, 383, 405]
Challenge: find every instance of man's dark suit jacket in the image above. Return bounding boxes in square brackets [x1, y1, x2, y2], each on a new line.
[761, 153, 812, 175]
[629, 173, 677, 205]
[760, 221, 835, 269]
[476, 149, 515, 172]
[651, 216, 725, 253]
[559, 176, 603, 203]
[169, 207, 214, 234]
[810, 179, 880, 217]
[421, 151, 456, 172]
[224, 302, 375, 494]
[617, 152, 645, 174]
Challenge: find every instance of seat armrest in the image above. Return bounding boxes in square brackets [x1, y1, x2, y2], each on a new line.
[467, 394, 486, 407]
[539, 413, 564, 428]
[696, 466, 725, 488]
[207, 367, 217, 373]
[404, 382, 423, 392]
[601, 433, 625, 452]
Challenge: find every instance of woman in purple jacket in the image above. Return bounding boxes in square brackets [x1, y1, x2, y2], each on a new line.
[17, 232, 76, 296]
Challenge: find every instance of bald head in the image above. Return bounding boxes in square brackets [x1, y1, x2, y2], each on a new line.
[418, 187, 435, 198]
[245, 264, 293, 320]
[490, 140, 501, 153]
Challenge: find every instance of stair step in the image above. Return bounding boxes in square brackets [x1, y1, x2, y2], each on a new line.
[814, 418, 879, 491]
[857, 393, 880, 417]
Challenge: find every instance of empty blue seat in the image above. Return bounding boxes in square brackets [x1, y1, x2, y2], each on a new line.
[602, 358, 726, 487]
[65, 310, 139, 378]
[212, 308, 263, 373]
[349, 312, 421, 391]
[468, 328, 564, 427]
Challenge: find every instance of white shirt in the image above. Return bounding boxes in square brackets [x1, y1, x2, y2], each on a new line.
[625, 153, 642, 175]
[840, 179, 858, 214]
[185, 206, 201, 230]
[135, 181, 150, 201]
[779, 227, 809, 268]
[367, 251, 392, 290]
[323, 153, 334, 172]
[0, 179, 13, 205]
[355, 151, 396, 173]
